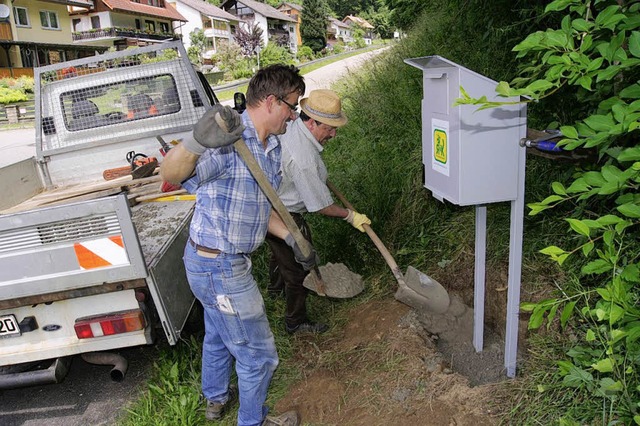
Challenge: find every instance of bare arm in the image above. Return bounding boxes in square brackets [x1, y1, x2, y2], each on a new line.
[316, 202, 349, 219]
[159, 143, 200, 184]
[267, 210, 289, 239]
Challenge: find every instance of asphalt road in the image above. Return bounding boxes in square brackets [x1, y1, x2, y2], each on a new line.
[0, 48, 386, 426]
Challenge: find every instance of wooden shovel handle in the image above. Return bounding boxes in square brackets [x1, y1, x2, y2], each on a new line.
[326, 180, 406, 286]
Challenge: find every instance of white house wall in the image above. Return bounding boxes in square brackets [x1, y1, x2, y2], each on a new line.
[171, 3, 202, 49]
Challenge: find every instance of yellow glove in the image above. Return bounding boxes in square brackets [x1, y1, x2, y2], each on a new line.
[344, 209, 371, 232]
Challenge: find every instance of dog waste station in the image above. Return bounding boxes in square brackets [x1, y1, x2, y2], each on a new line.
[405, 55, 527, 378]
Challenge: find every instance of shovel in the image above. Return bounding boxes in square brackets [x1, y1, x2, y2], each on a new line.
[326, 181, 450, 313]
[215, 114, 364, 299]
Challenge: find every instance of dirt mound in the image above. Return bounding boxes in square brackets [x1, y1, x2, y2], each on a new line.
[275, 298, 503, 425]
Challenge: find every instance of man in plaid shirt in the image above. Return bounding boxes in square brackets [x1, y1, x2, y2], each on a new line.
[160, 65, 309, 426]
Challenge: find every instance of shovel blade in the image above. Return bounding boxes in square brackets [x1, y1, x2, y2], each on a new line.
[398, 266, 450, 313]
[303, 263, 364, 299]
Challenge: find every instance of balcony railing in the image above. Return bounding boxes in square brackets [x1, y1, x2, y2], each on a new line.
[72, 27, 179, 42]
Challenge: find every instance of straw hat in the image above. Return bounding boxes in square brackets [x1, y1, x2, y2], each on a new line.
[300, 89, 347, 128]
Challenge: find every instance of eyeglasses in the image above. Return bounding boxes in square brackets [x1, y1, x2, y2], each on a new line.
[277, 96, 298, 112]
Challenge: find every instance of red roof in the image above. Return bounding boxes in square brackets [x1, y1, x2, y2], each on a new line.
[101, 0, 187, 21]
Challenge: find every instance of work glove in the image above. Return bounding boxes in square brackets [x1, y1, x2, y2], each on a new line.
[284, 233, 319, 271]
[182, 105, 245, 155]
[344, 209, 371, 232]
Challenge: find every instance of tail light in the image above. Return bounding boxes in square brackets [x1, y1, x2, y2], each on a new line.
[74, 309, 146, 339]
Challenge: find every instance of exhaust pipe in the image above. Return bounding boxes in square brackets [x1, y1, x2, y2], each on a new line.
[81, 352, 128, 382]
[0, 357, 71, 390]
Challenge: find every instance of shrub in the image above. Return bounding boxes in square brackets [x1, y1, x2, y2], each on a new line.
[15, 76, 34, 94]
[0, 87, 28, 105]
[259, 43, 294, 68]
[332, 43, 344, 54]
[296, 45, 314, 62]
[231, 59, 254, 80]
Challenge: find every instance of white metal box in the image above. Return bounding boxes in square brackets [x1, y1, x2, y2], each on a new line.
[405, 56, 527, 206]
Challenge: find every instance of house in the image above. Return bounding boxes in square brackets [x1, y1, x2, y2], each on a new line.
[220, 0, 298, 54]
[276, 2, 301, 47]
[327, 17, 351, 46]
[167, 0, 241, 57]
[342, 15, 374, 45]
[0, 0, 108, 77]
[69, 0, 187, 50]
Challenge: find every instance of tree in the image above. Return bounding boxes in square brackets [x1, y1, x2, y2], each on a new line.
[234, 23, 264, 57]
[326, 0, 379, 18]
[188, 28, 207, 67]
[363, 4, 393, 39]
[385, 0, 427, 31]
[302, 0, 330, 52]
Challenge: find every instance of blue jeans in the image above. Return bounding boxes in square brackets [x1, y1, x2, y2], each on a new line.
[184, 242, 278, 426]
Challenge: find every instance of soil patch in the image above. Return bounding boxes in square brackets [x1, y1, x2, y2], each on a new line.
[275, 297, 506, 425]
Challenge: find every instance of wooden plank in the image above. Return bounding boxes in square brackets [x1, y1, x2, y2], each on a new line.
[136, 188, 187, 202]
[1, 174, 163, 215]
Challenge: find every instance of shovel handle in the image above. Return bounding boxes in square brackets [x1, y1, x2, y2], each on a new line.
[326, 180, 406, 286]
[215, 113, 325, 295]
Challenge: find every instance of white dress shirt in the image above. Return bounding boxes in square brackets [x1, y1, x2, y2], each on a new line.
[277, 118, 334, 213]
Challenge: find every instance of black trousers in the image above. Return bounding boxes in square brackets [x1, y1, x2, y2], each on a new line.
[265, 213, 312, 328]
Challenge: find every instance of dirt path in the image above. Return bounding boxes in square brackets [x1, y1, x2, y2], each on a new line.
[275, 297, 505, 425]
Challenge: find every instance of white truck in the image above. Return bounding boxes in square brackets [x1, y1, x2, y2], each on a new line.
[0, 41, 215, 388]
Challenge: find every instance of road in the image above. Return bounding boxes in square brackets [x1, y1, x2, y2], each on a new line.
[0, 127, 37, 169]
[0, 48, 386, 426]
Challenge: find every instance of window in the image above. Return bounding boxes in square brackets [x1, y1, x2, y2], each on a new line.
[13, 7, 29, 27]
[91, 16, 100, 29]
[40, 11, 60, 30]
[72, 18, 81, 32]
[159, 22, 169, 33]
[62, 74, 181, 132]
[145, 20, 156, 32]
[135, 19, 141, 30]
[213, 20, 226, 31]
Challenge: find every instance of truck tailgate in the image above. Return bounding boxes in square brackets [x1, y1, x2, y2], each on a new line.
[131, 199, 195, 344]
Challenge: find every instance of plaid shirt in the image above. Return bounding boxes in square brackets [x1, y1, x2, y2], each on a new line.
[182, 111, 282, 254]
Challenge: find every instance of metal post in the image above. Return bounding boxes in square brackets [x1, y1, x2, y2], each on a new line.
[474, 205, 487, 352]
[504, 138, 527, 377]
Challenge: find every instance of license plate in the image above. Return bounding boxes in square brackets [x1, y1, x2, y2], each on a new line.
[0, 314, 21, 337]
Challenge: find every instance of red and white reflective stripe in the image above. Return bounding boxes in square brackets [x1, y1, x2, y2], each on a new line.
[73, 235, 128, 270]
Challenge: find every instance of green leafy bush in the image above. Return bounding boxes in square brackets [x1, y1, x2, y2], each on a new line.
[259, 43, 294, 68]
[458, 1, 640, 424]
[0, 87, 28, 104]
[231, 59, 254, 80]
[296, 45, 315, 62]
[0, 76, 34, 94]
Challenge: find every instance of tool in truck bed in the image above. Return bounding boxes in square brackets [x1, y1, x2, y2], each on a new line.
[0, 41, 217, 389]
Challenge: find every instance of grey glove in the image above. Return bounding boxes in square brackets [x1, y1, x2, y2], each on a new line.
[183, 105, 245, 155]
[284, 233, 318, 271]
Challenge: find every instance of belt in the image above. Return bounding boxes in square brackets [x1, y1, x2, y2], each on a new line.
[189, 238, 221, 258]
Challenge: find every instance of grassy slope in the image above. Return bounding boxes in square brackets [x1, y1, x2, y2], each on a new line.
[121, 1, 576, 424]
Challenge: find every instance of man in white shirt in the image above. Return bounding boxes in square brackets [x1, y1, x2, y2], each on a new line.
[266, 89, 371, 334]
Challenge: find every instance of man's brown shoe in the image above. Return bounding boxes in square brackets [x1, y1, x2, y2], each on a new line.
[205, 384, 238, 421]
[262, 410, 300, 426]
